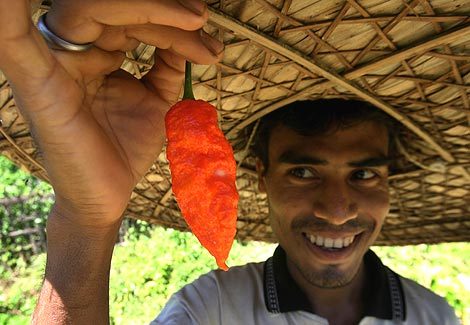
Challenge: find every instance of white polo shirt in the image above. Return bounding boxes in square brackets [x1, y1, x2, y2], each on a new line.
[151, 247, 459, 325]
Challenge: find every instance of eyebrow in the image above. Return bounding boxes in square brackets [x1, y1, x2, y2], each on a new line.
[348, 157, 395, 167]
[277, 150, 394, 167]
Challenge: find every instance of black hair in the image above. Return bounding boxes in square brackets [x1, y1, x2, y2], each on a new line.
[252, 99, 399, 172]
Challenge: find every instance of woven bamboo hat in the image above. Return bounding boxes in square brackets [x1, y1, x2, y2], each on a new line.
[0, 0, 469, 245]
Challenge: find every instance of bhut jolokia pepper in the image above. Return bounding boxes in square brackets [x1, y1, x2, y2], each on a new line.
[165, 61, 239, 270]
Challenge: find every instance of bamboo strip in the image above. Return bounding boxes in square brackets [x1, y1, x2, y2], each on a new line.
[346, 0, 396, 50]
[255, 0, 353, 69]
[311, 2, 350, 54]
[279, 16, 469, 34]
[369, 76, 470, 90]
[425, 51, 470, 61]
[349, 27, 470, 78]
[351, 0, 422, 66]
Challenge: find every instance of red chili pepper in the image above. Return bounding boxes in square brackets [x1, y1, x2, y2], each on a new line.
[165, 62, 238, 270]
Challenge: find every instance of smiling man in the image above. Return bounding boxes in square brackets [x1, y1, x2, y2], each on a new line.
[155, 99, 459, 325]
[254, 100, 394, 324]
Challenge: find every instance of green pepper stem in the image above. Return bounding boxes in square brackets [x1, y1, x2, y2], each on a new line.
[183, 61, 195, 100]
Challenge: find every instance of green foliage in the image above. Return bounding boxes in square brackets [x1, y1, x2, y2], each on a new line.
[0, 155, 53, 276]
[0, 254, 46, 324]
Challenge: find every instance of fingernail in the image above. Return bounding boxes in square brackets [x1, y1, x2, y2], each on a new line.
[200, 30, 225, 56]
[178, 0, 207, 16]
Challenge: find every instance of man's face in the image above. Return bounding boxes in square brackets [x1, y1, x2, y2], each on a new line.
[257, 121, 390, 288]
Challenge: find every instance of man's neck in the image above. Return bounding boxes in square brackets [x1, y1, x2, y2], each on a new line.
[287, 261, 366, 325]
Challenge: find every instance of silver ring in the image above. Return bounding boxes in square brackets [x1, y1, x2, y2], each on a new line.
[37, 13, 93, 52]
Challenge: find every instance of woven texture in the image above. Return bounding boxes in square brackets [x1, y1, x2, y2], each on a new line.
[0, 0, 469, 245]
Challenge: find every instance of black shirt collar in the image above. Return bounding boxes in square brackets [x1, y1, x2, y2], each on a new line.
[263, 245, 406, 321]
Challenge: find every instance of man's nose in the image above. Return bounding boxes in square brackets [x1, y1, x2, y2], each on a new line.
[312, 180, 358, 225]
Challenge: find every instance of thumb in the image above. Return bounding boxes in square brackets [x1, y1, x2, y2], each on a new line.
[0, 0, 56, 88]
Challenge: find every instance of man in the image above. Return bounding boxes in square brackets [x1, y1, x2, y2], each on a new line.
[0, 0, 458, 324]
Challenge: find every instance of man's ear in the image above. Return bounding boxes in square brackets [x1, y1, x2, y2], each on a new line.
[255, 158, 267, 193]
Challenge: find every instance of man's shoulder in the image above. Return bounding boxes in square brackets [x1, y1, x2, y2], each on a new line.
[398, 273, 450, 306]
[396, 272, 459, 324]
[152, 261, 267, 324]
[166, 260, 266, 308]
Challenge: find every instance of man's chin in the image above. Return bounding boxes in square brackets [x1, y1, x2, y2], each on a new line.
[301, 264, 358, 289]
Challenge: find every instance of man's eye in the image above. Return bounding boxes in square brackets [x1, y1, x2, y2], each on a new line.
[352, 169, 377, 180]
[290, 168, 316, 179]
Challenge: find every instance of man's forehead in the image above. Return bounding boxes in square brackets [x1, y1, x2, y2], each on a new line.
[268, 121, 389, 163]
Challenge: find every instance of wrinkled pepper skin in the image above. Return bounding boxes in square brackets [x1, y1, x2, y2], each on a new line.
[165, 99, 239, 270]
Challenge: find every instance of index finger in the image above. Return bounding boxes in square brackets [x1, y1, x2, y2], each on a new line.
[46, 0, 208, 44]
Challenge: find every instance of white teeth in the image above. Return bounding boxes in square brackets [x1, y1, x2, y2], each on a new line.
[316, 236, 324, 246]
[324, 238, 334, 248]
[309, 234, 315, 243]
[333, 238, 343, 248]
[305, 234, 356, 249]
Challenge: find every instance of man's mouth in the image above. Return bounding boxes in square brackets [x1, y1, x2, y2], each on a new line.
[302, 233, 357, 250]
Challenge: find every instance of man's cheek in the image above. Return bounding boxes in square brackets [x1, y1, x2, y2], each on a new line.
[270, 193, 307, 222]
[358, 191, 390, 226]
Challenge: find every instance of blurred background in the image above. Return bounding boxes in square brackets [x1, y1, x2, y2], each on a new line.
[0, 154, 468, 325]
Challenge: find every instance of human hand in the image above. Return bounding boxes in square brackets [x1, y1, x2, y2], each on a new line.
[0, 0, 223, 230]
